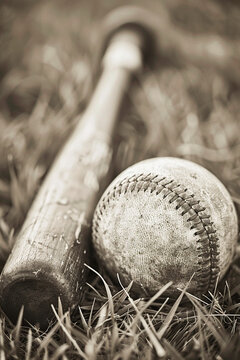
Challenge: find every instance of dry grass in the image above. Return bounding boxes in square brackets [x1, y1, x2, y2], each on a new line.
[0, 0, 240, 358]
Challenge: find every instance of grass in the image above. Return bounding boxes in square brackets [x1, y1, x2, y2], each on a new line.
[0, 0, 240, 358]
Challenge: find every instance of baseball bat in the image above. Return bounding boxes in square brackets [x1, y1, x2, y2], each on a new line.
[0, 11, 153, 328]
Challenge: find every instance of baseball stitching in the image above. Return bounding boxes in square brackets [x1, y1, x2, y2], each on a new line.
[93, 173, 220, 293]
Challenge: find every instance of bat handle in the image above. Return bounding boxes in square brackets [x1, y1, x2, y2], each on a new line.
[80, 27, 144, 136]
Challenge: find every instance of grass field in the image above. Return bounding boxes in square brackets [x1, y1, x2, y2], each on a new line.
[0, 0, 240, 358]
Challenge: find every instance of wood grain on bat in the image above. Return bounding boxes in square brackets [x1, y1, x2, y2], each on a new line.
[0, 26, 145, 328]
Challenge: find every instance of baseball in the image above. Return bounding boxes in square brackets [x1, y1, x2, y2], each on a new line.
[92, 157, 238, 297]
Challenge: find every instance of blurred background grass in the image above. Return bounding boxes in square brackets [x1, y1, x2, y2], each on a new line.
[0, 1, 240, 358]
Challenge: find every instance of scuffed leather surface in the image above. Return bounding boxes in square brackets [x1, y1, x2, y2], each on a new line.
[93, 157, 238, 296]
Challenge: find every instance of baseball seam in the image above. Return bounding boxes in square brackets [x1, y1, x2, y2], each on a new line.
[93, 173, 220, 293]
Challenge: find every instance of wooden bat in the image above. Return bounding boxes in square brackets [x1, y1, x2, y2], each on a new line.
[0, 8, 154, 329]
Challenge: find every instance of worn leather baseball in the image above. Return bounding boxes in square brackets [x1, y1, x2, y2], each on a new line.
[92, 157, 238, 297]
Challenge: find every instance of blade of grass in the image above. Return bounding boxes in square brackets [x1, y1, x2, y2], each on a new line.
[187, 294, 229, 348]
[157, 286, 187, 340]
[12, 306, 24, 343]
[51, 305, 86, 359]
[196, 308, 208, 360]
[25, 329, 32, 360]
[163, 339, 185, 360]
[95, 303, 108, 329]
[78, 306, 89, 333]
[84, 333, 104, 360]
[117, 274, 172, 316]
[86, 282, 105, 300]
[0, 319, 6, 360]
[51, 344, 69, 360]
[88, 298, 96, 330]
[36, 312, 67, 353]
[85, 264, 114, 321]
[117, 277, 166, 358]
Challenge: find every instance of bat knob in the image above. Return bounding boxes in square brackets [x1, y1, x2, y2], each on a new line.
[92, 6, 160, 78]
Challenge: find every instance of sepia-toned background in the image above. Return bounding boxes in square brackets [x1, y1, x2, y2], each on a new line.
[0, 0, 240, 358]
